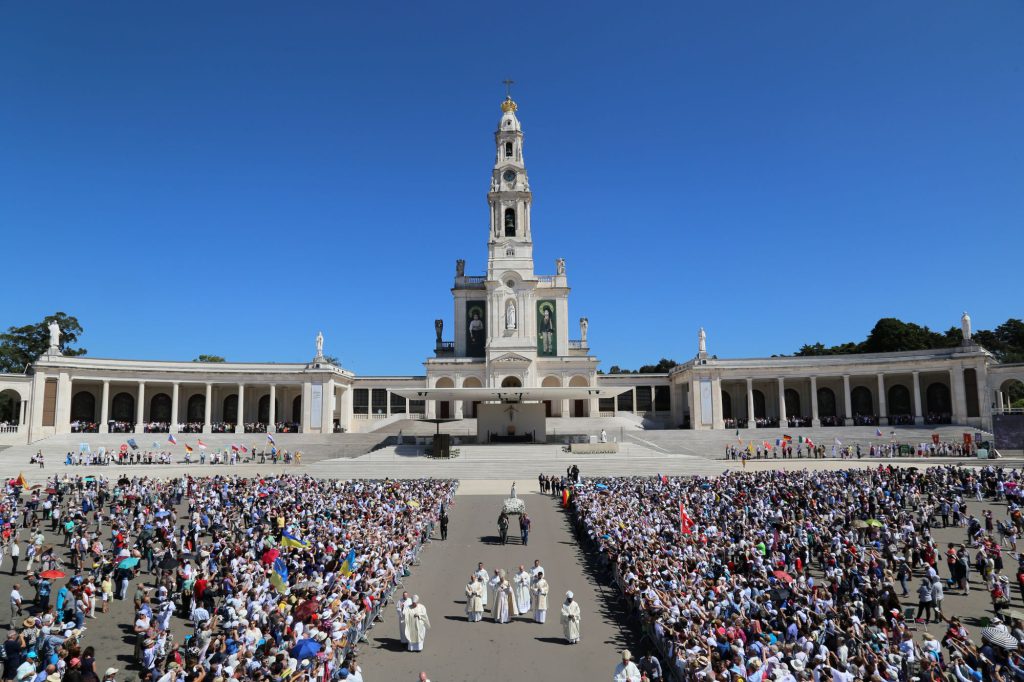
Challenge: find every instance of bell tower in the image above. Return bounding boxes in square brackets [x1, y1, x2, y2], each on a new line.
[487, 89, 535, 280]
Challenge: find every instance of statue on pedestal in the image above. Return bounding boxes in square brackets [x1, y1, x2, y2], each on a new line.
[556, 258, 565, 275]
[434, 319, 444, 344]
[961, 311, 972, 342]
[455, 259, 465, 277]
[579, 317, 588, 343]
[315, 330, 324, 358]
[47, 320, 61, 350]
[505, 299, 517, 330]
[698, 327, 707, 354]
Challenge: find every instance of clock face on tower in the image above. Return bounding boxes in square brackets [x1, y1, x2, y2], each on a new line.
[502, 170, 517, 184]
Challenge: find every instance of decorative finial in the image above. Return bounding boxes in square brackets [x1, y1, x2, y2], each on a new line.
[501, 78, 517, 113]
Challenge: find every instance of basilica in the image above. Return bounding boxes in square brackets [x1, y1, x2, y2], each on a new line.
[1, 96, 1021, 446]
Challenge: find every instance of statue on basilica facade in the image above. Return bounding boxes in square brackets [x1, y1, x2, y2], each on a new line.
[556, 258, 565, 275]
[435, 319, 444, 344]
[961, 311, 972, 342]
[455, 259, 465, 277]
[698, 327, 707, 354]
[315, 330, 324, 358]
[48, 320, 61, 351]
[579, 317, 588, 343]
[505, 299, 518, 330]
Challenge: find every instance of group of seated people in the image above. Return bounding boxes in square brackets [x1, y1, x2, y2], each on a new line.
[570, 466, 1023, 681]
[70, 420, 99, 433]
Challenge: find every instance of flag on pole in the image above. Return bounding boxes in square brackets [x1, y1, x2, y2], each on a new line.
[197, 439, 208, 449]
[659, 474, 668, 484]
[168, 434, 177, 445]
[15, 473, 28, 488]
[775, 438, 782, 447]
[875, 428, 883, 437]
[127, 438, 138, 450]
[679, 503, 695, 535]
[806, 438, 814, 447]
[782, 434, 793, 442]
[79, 442, 90, 453]
[798, 435, 804, 443]
[270, 557, 289, 594]
[281, 531, 309, 549]
[230, 444, 239, 452]
[834, 438, 842, 446]
[184, 444, 193, 454]
[339, 549, 357, 577]
[267, 434, 276, 445]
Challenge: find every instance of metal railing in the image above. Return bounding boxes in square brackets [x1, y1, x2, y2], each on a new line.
[454, 276, 486, 289]
[568, 340, 587, 349]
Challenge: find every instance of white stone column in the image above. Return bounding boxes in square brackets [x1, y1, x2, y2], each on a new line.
[135, 381, 146, 433]
[20, 400, 28, 426]
[235, 383, 245, 434]
[688, 378, 698, 429]
[842, 375, 853, 426]
[998, 391, 1005, 413]
[777, 378, 787, 425]
[711, 378, 724, 429]
[170, 382, 180, 433]
[27, 371, 46, 442]
[912, 371, 922, 423]
[99, 381, 110, 433]
[561, 397, 570, 418]
[203, 383, 212, 434]
[810, 376, 820, 426]
[976, 364, 990, 428]
[54, 373, 72, 435]
[268, 385, 276, 430]
[877, 374, 887, 422]
[746, 378, 755, 427]
[339, 386, 353, 432]
[950, 368, 967, 424]
[301, 381, 312, 433]
[632, 387, 638, 414]
[321, 379, 335, 433]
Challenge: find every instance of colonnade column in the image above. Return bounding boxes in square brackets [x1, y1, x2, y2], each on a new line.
[976, 365, 990, 428]
[998, 392, 1005, 412]
[56, 373, 72, 434]
[21, 401, 28, 426]
[170, 382, 180, 433]
[135, 381, 146, 433]
[842, 375, 852, 426]
[203, 383, 212, 434]
[809, 377, 820, 426]
[711, 378, 724, 429]
[877, 374, 887, 422]
[268, 385, 276, 431]
[235, 383, 245, 434]
[912, 371, 923, 424]
[99, 381, 110, 433]
[950, 368, 967, 424]
[321, 379, 335, 433]
[746, 378, 755, 428]
[777, 378, 787, 425]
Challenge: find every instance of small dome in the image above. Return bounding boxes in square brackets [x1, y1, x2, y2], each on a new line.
[501, 96, 518, 113]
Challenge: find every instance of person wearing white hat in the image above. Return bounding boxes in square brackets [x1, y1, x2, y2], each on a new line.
[402, 595, 430, 652]
[614, 650, 641, 682]
[559, 591, 580, 644]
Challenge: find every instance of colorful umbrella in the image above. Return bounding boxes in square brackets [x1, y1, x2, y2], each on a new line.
[865, 519, 883, 528]
[289, 639, 321, 661]
[39, 570, 65, 580]
[772, 570, 794, 583]
[118, 557, 140, 569]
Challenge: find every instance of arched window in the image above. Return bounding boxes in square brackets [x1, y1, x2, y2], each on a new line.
[501, 376, 522, 388]
[504, 142, 513, 157]
[187, 394, 205, 422]
[504, 208, 516, 237]
[888, 385, 912, 416]
[752, 390, 766, 419]
[851, 386, 873, 416]
[0, 390, 20, 425]
[817, 387, 837, 418]
[223, 395, 238, 424]
[784, 388, 801, 418]
[111, 393, 134, 422]
[71, 391, 96, 422]
[150, 393, 172, 422]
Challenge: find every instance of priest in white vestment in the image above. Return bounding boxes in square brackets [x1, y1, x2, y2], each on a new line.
[492, 573, 516, 623]
[560, 591, 581, 643]
[396, 591, 413, 643]
[403, 595, 430, 652]
[475, 562, 489, 607]
[465, 575, 484, 622]
[513, 565, 532, 614]
[531, 570, 549, 623]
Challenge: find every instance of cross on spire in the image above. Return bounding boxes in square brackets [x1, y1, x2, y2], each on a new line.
[503, 78, 515, 98]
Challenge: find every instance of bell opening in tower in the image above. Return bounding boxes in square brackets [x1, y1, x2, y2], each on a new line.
[504, 208, 516, 237]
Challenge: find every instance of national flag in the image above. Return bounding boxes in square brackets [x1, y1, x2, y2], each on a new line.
[339, 549, 357, 577]
[167, 434, 177, 445]
[270, 557, 289, 594]
[798, 435, 805, 444]
[197, 439, 207, 449]
[747, 442, 755, 453]
[782, 434, 793, 442]
[805, 438, 814, 447]
[834, 438, 842, 446]
[763, 441, 771, 450]
[561, 488, 570, 507]
[679, 503, 695, 535]
[15, 473, 28, 488]
[79, 442, 90, 453]
[184, 444, 193, 454]
[267, 434, 276, 445]
[240, 445, 248, 453]
[230, 444, 239, 452]
[96, 447, 106, 457]
[281, 531, 309, 549]
[775, 438, 782, 447]
[127, 438, 138, 450]
[659, 474, 668, 485]
[875, 428, 883, 437]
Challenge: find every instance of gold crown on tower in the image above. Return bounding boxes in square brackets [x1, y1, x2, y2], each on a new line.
[501, 96, 518, 113]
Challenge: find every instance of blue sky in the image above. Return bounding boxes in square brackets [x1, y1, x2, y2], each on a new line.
[1, 2, 1021, 375]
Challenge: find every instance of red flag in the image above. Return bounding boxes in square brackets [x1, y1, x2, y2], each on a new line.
[240, 445, 248, 453]
[561, 489, 570, 507]
[660, 474, 668, 484]
[679, 503, 695, 535]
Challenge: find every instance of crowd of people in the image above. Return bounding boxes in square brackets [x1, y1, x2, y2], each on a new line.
[723, 439, 981, 462]
[0, 473, 456, 682]
[570, 465, 1024, 681]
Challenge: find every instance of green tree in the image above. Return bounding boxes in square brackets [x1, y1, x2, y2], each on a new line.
[638, 358, 679, 373]
[860, 318, 949, 354]
[322, 355, 341, 366]
[0, 312, 86, 373]
[193, 355, 226, 363]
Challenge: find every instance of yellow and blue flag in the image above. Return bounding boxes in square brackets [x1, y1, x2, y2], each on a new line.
[339, 549, 356, 577]
[270, 557, 289, 594]
[281, 531, 309, 549]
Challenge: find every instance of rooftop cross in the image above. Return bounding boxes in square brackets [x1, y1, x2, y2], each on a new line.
[502, 78, 515, 98]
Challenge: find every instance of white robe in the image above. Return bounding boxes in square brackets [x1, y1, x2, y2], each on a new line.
[403, 603, 430, 651]
[492, 580, 516, 623]
[465, 582, 484, 621]
[531, 578, 549, 622]
[396, 597, 412, 642]
[475, 569, 489, 605]
[560, 599, 580, 642]
[513, 570, 532, 613]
